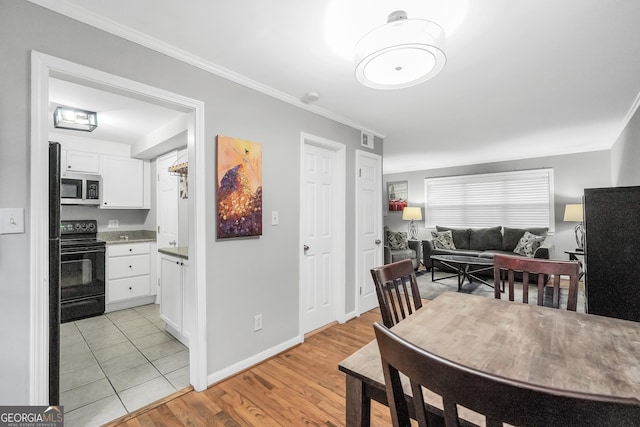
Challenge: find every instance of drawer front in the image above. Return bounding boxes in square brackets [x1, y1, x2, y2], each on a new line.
[108, 275, 150, 302]
[108, 242, 151, 257]
[108, 255, 150, 279]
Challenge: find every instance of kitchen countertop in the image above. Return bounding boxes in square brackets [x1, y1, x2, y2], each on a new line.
[98, 230, 156, 244]
[158, 246, 188, 260]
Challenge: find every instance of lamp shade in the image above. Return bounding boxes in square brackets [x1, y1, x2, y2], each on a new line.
[354, 10, 446, 90]
[402, 207, 422, 221]
[563, 204, 583, 222]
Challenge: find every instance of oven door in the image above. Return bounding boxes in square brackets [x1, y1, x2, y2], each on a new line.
[60, 245, 105, 301]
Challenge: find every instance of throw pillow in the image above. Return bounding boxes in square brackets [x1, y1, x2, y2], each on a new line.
[387, 231, 409, 250]
[513, 231, 546, 257]
[431, 230, 456, 250]
[436, 226, 471, 249]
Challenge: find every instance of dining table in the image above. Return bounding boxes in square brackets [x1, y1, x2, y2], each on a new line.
[338, 291, 640, 426]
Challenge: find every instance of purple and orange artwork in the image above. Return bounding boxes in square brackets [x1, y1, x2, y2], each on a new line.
[217, 135, 263, 238]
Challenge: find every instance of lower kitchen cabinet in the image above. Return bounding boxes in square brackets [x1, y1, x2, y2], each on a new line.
[159, 253, 189, 345]
[105, 242, 157, 312]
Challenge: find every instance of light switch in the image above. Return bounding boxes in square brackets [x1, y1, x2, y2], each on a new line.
[271, 211, 279, 225]
[0, 208, 25, 234]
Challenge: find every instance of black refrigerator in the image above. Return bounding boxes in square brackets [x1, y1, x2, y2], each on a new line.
[584, 186, 640, 322]
[49, 141, 61, 405]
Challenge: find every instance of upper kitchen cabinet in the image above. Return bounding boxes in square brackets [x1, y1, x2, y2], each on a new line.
[62, 149, 100, 174]
[100, 155, 151, 209]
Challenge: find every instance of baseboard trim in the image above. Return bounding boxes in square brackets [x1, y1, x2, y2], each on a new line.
[206, 335, 302, 386]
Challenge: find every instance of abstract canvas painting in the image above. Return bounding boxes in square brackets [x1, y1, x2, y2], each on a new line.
[217, 135, 263, 238]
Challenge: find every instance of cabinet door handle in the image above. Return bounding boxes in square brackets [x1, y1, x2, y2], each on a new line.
[129, 286, 132, 290]
[129, 265, 132, 268]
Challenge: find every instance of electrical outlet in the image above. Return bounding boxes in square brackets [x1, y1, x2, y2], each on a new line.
[108, 220, 119, 229]
[254, 314, 263, 331]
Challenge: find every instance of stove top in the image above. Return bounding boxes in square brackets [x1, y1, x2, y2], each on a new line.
[60, 220, 105, 249]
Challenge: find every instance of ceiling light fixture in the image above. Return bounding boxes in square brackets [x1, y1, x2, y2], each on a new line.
[53, 106, 98, 132]
[354, 10, 446, 90]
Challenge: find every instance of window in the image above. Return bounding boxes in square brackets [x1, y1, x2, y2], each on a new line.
[424, 169, 554, 231]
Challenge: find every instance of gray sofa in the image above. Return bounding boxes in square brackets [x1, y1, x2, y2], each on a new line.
[422, 226, 554, 275]
[384, 226, 421, 270]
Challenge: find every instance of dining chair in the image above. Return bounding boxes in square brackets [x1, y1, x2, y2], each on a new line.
[493, 254, 580, 311]
[370, 259, 423, 328]
[373, 322, 640, 427]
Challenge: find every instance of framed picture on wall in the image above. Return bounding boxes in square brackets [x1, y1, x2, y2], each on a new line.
[387, 181, 408, 212]
[216, 135, 263, 238]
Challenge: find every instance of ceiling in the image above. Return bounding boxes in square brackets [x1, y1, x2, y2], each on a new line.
[49, 78, 185, 145]
[34, 0, 640, 173]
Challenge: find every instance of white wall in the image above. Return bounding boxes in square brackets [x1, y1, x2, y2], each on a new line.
[0, 1, 382, 403]
[611, 103, 640, 186]
[384, 150, 611, 259]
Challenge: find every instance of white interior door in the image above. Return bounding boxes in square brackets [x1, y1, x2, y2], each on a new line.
[156, 151, 179, 250]
[356, 150, 383, 314]
[301, 141, 342, 334]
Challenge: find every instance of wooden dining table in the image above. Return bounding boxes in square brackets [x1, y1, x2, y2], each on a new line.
[338, 292, 640, 426]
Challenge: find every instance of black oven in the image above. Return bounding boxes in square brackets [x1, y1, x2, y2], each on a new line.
[60, 220, 106, 322]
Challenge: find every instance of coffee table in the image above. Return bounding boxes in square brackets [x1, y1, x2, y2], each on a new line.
[430, 254, 496, 290]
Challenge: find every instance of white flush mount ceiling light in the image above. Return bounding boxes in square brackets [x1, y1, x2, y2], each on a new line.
[354, 10, 446, 90]
[53, 106, 98, 132]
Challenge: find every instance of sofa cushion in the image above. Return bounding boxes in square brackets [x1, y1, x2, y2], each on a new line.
[503, 227, 549, 251]
[436, 226, 470, 249]
[390, 248, 415, 262]
[469, 226, 502, 250]
[387, 230, 409, 250]
[513, 231, 547, 257]
[431, 230, 456, 249]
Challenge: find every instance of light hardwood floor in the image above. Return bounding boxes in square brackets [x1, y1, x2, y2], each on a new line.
[105, 307, 392, 427]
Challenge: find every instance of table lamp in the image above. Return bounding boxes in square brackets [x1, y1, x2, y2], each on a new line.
[563, 203, 584, 249]
[402, 207, 422, 240]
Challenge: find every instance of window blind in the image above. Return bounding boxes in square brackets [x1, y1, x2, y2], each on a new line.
[424, 169, 554, 231]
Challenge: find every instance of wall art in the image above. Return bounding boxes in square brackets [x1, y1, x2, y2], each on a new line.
[217, 135, 263, 238]
[387, 180, 408, 212]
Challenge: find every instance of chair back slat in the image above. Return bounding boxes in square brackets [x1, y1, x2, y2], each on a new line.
[371, 259, 423, 328]
[493, 254, 580, 311]
[374, 322, 640, 427]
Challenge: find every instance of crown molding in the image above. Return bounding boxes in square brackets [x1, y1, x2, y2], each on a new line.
[27, 0, 385, 139]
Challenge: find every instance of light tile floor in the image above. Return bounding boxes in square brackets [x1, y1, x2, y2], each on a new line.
[60, 304, 189, 427]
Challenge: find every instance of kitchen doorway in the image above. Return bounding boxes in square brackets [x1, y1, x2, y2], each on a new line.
[30, 52, 208, 410]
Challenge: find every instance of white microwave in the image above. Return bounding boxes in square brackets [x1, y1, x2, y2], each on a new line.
[61, 173, 101, 205]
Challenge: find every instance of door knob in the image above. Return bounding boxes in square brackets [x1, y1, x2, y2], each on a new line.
[169, 240, 176, 246]
[375, 239, 382, 244]
[303, 245, 309, 251]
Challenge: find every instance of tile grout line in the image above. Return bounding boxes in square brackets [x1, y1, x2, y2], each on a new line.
[62, 305, 188, 417]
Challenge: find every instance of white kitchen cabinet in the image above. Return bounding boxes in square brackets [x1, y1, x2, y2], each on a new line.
[100, 155, 150, 209]
[63, 149, 100, 174]
[159, 253, 189, 345]
[106, 242, 156, 312]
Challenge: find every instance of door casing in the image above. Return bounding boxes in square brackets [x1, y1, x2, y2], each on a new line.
[29, 51, 208, 402]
